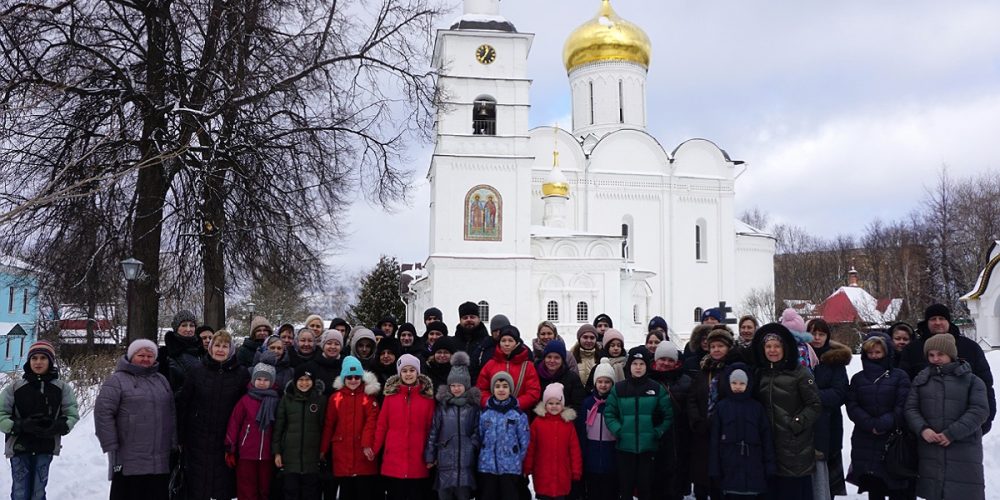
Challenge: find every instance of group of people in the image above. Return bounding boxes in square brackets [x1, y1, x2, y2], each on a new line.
[0, 301, 994, 500]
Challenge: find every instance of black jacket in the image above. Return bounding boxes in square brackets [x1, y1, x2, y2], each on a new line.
[157, 330, 204, 396]
[453, 322, 493, 382]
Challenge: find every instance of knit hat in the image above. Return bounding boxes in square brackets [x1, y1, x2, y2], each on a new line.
[378, 314, 398, 332]
[320, 329, 343, 347]
[706, 328, 735, 349]
[627, 345, 652, 367]
[924, 303, 952, 323]
[26, 340, 56, 366]
[195, 325, 215, 337]
[498, 325, 522, 344]
[602, 329, 625, 349]
[305, 314, 325, 327]
[447, 352, 472, 387]
[293, 364, 316, 382]
[296, 327, 315, 340]
[264, 334, 283, 349]
[542, 338, 567, 362]
[701, 308, 723, 323]
[249, 316, 273, 337]
[396, 353, 422, 374]
[340, 356, 364, 378]
[779, 308, 807, 333]
[490, 314, 511, 332]
[397, 322, 417, 337]
[329, 317, 350, 331]
[593, 313, 613, 328]
[432, 336, 459, 356]
[592, 358, 618, 383]
[490, 371, 514, 393]
[251, 363, 276, 383]
[729, 368, 748, 384]
[210, 331, 235, 359]
[276, 323, 295, 336]
[127, 339, 158, 361]
[543, 382, 565, 404]
[377, 336, 402, 358]
[576, 324, 598, 340]
[425, 321, 449, 337]
[648, 316, 668, 333]
[423, 307, 443, 321]
[654, 339, 680, 361]
[924, 332, 958, 360]
[458, 301, 480, 318]
[171, 309, 197, 332]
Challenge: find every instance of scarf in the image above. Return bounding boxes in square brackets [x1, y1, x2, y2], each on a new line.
[586, 393, 608, 426]
[248, 387, 280, 430]
[701, 355, 728, 415]
[535, 361, 565, 382]
[487, 395, 518, 413]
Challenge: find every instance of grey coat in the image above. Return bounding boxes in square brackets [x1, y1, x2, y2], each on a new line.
[424, 385, 481, 491]
[95, 357, 176, 479]
[905, 360, 988, 500]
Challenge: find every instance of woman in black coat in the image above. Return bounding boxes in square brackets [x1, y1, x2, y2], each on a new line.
[807, 319, 851, 499]
[846, 333, 911, 499]
[535, 338, 586, 412]
[178, 331, 250, 500]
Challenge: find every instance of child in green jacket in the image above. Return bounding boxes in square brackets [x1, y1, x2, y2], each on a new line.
[273, 365, 326, 500]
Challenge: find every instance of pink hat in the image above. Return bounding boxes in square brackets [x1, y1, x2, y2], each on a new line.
[543, 382, 565, 404]
[396, 353, 422, 374]
[779, 308, 807, 333]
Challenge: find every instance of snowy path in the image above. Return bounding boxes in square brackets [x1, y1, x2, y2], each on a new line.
[5, 351, 1000, 499]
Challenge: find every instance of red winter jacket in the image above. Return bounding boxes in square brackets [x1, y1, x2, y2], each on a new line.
[319, 372, 381, 477]
[373, 374, 436, 479]
[475, 345, 541, 411]
[225, 391, 275, 460]
[524, 402, 583, 497]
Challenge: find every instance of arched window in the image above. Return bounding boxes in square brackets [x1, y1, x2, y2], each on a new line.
[694, 307, 704, 322]
[547, 300, 559, 322]
[632, 304, 640, 324]
[478, 301, 490, 321]
[695, 218, 707, 261]
[576, 301, 589, 323]
[618, 80, 625, 123]
[621, 215, 634, 261]
[473, 96, 496, 136]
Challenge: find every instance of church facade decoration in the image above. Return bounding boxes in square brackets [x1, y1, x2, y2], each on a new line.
[464, 185, 502, 241]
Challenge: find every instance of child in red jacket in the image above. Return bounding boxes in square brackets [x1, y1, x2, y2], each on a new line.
[319, 356, 381, 500]
[525, 382, 582, 500]
[225, 363, 280, 500]
[374, 354, 436, 500]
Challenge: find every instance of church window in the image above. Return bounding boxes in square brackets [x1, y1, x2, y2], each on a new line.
[695, 219, 707, 262]
[633, 304, 640, 324]
[547, 300, 559, 322]
[4, 336, 9, 360]
[621, 215, 634, 261]
[619, 80, 624, 123]
[473, 96, 497, 136]
[576, 301, 589, 322]
[478, 301, 490, 321]
[7, 287, 13, 313]
[22, 289, 27, 314]
[694, 307, 703, 322]
[588, 82, 595, 125]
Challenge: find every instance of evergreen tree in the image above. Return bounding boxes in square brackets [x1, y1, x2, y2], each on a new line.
[348, 256, 404, 328]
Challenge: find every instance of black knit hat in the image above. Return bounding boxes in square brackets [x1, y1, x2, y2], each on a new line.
[397, 322, 417, 337]
[432, 336, 459, 356]
[425, 321, 449, 337]
[498, 325, 522, 344]
[423, 307, 443, 321]
[924, 303, 951, 323]
[627, 345, 652, 367]
[593, 313, 613, 328]
[458, 301, 480, 318]
[376, 336, 402, 357]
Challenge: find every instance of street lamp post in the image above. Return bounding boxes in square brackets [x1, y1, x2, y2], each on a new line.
[121, 258, 144, 344]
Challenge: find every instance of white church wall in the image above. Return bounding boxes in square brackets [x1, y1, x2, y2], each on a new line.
[568, 61, 647, 137]
[422, 257, 535, 328]
[735, 234, 778, 319]
[588, 129, 670, 175]
[671, 139, 734, 179]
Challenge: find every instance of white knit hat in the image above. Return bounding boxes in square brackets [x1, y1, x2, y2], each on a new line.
[592, 358, 618, 383]
[127, 339, 158, 361]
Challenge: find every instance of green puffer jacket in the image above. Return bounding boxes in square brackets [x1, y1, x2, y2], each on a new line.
[272, 380, 327, 474]
[604, 375, 672, 453]
[752, 323, 822, 477]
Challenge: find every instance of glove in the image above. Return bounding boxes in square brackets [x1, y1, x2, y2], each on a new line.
[40, 417, 69, 437]
[318, 458, 329, 471]
[10, 420, 22, 435]
[225, 452, 237, 469]
[20, 416, 50, 435]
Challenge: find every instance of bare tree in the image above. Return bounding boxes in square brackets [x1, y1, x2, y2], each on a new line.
[0, 0, 444, 341]
[740, 286, 778, 324]
[739, 206, 771, 231]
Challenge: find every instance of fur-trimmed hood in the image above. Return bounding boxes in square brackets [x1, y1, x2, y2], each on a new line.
[333, 370, 381, 395]
[819, 341, 853, 367]
[532, 401, 577, 422]
[383, 373, 434, 398]
[435, 384, 482, 406]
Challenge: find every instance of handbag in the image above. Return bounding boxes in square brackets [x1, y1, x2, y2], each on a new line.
[882, 428, 918, 479]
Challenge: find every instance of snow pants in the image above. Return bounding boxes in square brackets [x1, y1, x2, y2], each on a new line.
[236, 459, 273, 500]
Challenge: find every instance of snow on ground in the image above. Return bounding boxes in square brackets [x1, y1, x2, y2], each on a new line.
[5, 352, 1000, 499]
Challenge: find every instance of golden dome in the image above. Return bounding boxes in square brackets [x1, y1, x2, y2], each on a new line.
[542, 150, 570, 197]
[563, 0, 652, 73]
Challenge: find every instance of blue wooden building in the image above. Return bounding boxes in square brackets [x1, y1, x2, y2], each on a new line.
[0, 261, 38, 372]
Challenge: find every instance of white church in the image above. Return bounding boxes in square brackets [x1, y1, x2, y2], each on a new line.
[402, 0, 776, 343]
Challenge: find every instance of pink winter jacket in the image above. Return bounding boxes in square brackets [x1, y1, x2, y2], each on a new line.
[225, 393, 273, 461]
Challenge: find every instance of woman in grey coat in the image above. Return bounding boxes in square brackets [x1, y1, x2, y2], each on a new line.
[95, 339, 176, 500]
[905, 333, 988, 500]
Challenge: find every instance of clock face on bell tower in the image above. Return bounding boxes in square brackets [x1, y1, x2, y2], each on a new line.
[475, 44, 497, 65]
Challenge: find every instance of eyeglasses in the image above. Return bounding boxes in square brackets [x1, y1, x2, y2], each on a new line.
[345, 375, 362, 381]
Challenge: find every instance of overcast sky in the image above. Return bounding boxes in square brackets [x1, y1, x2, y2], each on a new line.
[330, 0, 1000, 273]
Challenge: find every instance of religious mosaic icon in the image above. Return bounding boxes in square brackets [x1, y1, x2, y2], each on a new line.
[464, 185, 502, 241]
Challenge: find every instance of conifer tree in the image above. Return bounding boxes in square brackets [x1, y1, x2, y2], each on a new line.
[348, 256, 404, 328]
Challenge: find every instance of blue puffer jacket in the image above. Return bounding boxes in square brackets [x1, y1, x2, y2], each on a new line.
[477, 397, 529, 475]
[576, 390, 616, 474]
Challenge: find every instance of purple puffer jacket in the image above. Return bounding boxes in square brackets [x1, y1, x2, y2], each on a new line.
[95, 357, 176, 479]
